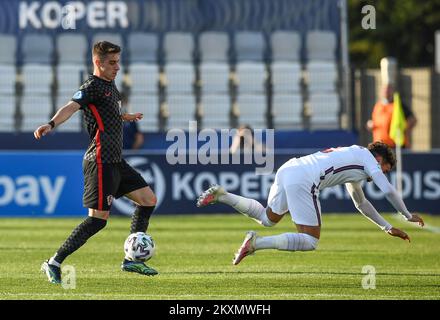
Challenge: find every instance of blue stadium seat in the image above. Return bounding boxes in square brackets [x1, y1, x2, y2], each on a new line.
[234, 32, 267, 127]
[305, 30, 338, 93]
[200, 94, 230, 129]
[270, 31, 302, 93]
[309, 92, 340, 129]
[198, 32, 231, 129]
[55, 33, 87, 132]
[127, 32, 159, 132]
[21, 34, 54, 132]
[0, 34, 16, 131]
[272, 94, 303, 129]
[164, 32, 195, 94]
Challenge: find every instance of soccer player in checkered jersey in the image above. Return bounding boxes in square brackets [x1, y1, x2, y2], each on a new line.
[34, 41, 158, 284]
[197, 142, 425, 265]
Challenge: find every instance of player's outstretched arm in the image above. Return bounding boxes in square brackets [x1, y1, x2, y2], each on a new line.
[345, 182, 392, 231]
[121, 113, 143, 122]
[34, 101, 81, 140]
[370, 171, 425, 227]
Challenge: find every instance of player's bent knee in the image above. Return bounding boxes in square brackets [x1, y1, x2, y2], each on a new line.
[261, 215, 276, 227]
[138, 194, 157, 207]
[88, 209, 110, 220]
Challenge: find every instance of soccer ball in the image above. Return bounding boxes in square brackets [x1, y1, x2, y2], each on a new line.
[124, 232, 155, 262]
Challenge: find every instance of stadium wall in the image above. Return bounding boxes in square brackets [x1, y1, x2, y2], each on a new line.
[1, 151, 439, 217]
[0, 130, 358, 150]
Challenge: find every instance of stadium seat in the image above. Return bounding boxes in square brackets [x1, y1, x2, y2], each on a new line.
[199, 32, 230, 94]
[0, 34, 17, 131]
[305, 30, 338, 94]
[235, 32, 265, 62]
[129, 94, 160, 132]
[309, 92, 340, 129]
[126, 32, 160, 132]
[199, 31, 229, 62]
[200, 94, 230, 129]
[56, 65, 86, 104]
[164, 63, 194, 94]
[0, 95, 16, 132]
[0, 64, 16, 95]
[0, 34, 17, 95]
[0, 34, 16, 63]
[21, 34, 54, 132]
[272, 94, 303, 129]
[128, 32, 158, 64]
[271, 31, 301, 62]
[307, 61, 337, 93]
[236, 94, 266, 128]
[306, 30, 337, 61]
[56, 34, 88, 104]
[22, 64, 53, 95]
[166, 94, 196, 130]
[200, 62, 230, 94]
[20, 95, 52, 131]
[164, 32, 195, 94]
[22, 34, 53, 64]
[129, 63, 159, 94]
[270, 31, 302, 93]
[57, 34, 87, 64]
[271, 62, 301, 93]
[21, 34, 54, 94]
[234, 32, 267, 95]
[164, 32, 194, 63]
[236, 62, 266, 93]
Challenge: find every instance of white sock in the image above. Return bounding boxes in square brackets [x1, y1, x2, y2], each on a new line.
[255, 233, 319, 251]
[218, 193, 275, 227]
[49, 256, 61, 267]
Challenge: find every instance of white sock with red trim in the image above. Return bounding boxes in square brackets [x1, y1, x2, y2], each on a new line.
[218, 193, 275, 227]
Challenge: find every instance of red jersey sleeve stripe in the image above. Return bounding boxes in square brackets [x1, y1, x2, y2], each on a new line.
[88, 104, 105, 132]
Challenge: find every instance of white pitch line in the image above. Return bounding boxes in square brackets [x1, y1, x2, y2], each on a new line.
[1, 292, 439, 299]
[391, 216, 440, 233]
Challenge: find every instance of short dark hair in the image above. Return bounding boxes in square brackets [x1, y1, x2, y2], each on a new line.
[367, 141, 396, 169]
[92, 41, 121, 61]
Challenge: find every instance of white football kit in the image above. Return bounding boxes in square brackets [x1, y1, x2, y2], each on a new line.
[268, 145, 413, 227]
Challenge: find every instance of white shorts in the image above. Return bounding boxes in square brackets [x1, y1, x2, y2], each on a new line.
[267, 158, 322, 226]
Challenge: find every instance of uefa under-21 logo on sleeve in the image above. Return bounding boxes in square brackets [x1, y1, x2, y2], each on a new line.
[73, 91, 83, 100]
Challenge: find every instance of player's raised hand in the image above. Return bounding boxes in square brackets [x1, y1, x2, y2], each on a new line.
[387, 227, 410, 242]
[34, 124, 52, 140]
[407, 214, 424, 227]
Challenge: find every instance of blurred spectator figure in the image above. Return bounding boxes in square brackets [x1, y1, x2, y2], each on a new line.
[123, 120, 144, 150]
[230, 124, 267, 154]
[366, 84, 417, 148]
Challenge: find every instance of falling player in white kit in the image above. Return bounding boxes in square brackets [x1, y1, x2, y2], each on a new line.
[197, 142, 425, 265]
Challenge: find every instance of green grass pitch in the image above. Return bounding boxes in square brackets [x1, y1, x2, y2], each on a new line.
[0, 213, 439, 300]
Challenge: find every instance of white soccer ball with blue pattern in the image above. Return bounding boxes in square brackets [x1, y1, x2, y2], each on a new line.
[124, 232, 155, 262]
